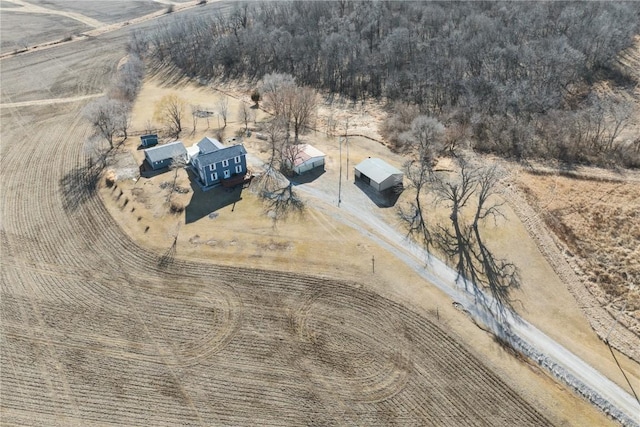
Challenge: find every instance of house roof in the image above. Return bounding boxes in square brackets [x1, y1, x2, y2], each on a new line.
[197, 136, 225, 154]
[144, 141, 187, 163]
[354, 157, 403, 183]
[194, 144, 247, 167]
[287, 144, 326, 167]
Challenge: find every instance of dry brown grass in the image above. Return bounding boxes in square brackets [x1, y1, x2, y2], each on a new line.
[515, 172, 640, 327]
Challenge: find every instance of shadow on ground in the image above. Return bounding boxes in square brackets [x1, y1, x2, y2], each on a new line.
[353, 180, 402, 208]
[290, 167, 326, 185]
[185, 173, 243, 224]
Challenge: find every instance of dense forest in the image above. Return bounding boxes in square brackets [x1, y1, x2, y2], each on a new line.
[142, 1, 640, 167]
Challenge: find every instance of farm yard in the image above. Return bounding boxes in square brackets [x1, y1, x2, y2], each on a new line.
[1, 1, 639, 427]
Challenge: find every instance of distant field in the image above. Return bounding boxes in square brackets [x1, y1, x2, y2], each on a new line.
[21, 0, 164, 24]
[0, 11, 90, 55]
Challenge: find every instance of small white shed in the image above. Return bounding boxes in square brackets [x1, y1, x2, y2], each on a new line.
[285, 144, 326, 174]
[354, 158, 403, 192]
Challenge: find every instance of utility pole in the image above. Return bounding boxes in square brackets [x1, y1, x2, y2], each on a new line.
[338, 137, 342, 207]
[344, 118, 349, 181]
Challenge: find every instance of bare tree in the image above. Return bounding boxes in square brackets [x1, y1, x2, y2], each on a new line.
[603, 96, 632, 153]
[116, 102, 131, 141]
[84, 135, 109, 170]
[84, 97, 127, 149]
[290, 86, 318, 143]
[262, 117, 288, 172]
[252, 118, 305, 226]
[167, 152, 187, 204]
[280, 142, 305, 177]
[154, 94, 187, 138]
[431, 158, 520, 322]
[261, 73, 318, 143]
[238, 102, 255, 133]
[398, 115, 445, 250]
[190, 104, 200, 133]
[109, 55, 145, 103]
[261, 73, 296, 138]
[216, 97, 229, 128]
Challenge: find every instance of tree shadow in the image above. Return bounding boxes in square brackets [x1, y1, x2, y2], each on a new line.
[157, 236, 177, 268]
[353, 180, 403, 208]
[59, 164, 101, 214]
[184, 174, 243, 224]
[434, 220, 521, 327]
[260, 182, 304, 228]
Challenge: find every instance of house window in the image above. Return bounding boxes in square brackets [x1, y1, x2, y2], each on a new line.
[235, 165, 242, 174]
[211, 172, 218, 181]
[222, 159, 229, 167]
[234, 156, 241, 164]
[223, 170, 231, 179]
[209, 164, 215, 172]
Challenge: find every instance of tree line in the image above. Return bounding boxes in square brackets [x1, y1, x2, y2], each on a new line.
[144, 1, 640, 167]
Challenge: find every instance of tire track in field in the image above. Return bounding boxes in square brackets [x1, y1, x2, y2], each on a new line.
[0, 93, 103, 108]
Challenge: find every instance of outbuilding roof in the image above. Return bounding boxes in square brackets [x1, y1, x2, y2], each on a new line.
[194, 144, 247, 167]
[286, 144, 326, 167]
[354, 157, 403, 184]
[144, 141, 187, 163]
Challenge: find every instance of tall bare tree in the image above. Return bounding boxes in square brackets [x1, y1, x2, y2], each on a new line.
[398, 116, 445, 250]
[252, 117, 304, 226]
[290, 86, 318, 143]
[261, 73, 296, 138]
[190, 104, 200, 133]
[154, 94, 187, 138]
[168, 152, 187, 204]
[84, 97, 128, 149]
[238, 102, 255, 132]
[216, 97, 229, 128]
[431, 158, 520, 322]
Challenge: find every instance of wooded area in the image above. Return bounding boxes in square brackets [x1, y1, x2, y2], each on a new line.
[144, 1, 640, 167]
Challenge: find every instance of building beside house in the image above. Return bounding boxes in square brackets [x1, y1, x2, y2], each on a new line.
[143, 141, 187, 171]
[140, 134, 158, 148]
[283, 144, 326, 175]
[354, 157, 403, 192]
[190, 137, 248, 189]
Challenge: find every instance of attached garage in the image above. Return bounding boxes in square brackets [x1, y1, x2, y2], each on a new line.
[354, 158, 403, 192]
[143, 141, 187, 171]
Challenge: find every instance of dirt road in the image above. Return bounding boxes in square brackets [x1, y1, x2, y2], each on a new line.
[293, 170, 640, 426]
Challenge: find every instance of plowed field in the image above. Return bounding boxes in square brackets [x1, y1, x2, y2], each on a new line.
[0, 13, 559, 427]
[0, 4, 624, 427]
[0, 95, 551, 425]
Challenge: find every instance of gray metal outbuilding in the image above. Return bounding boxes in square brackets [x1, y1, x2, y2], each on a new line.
[354, 157, 403, 192]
